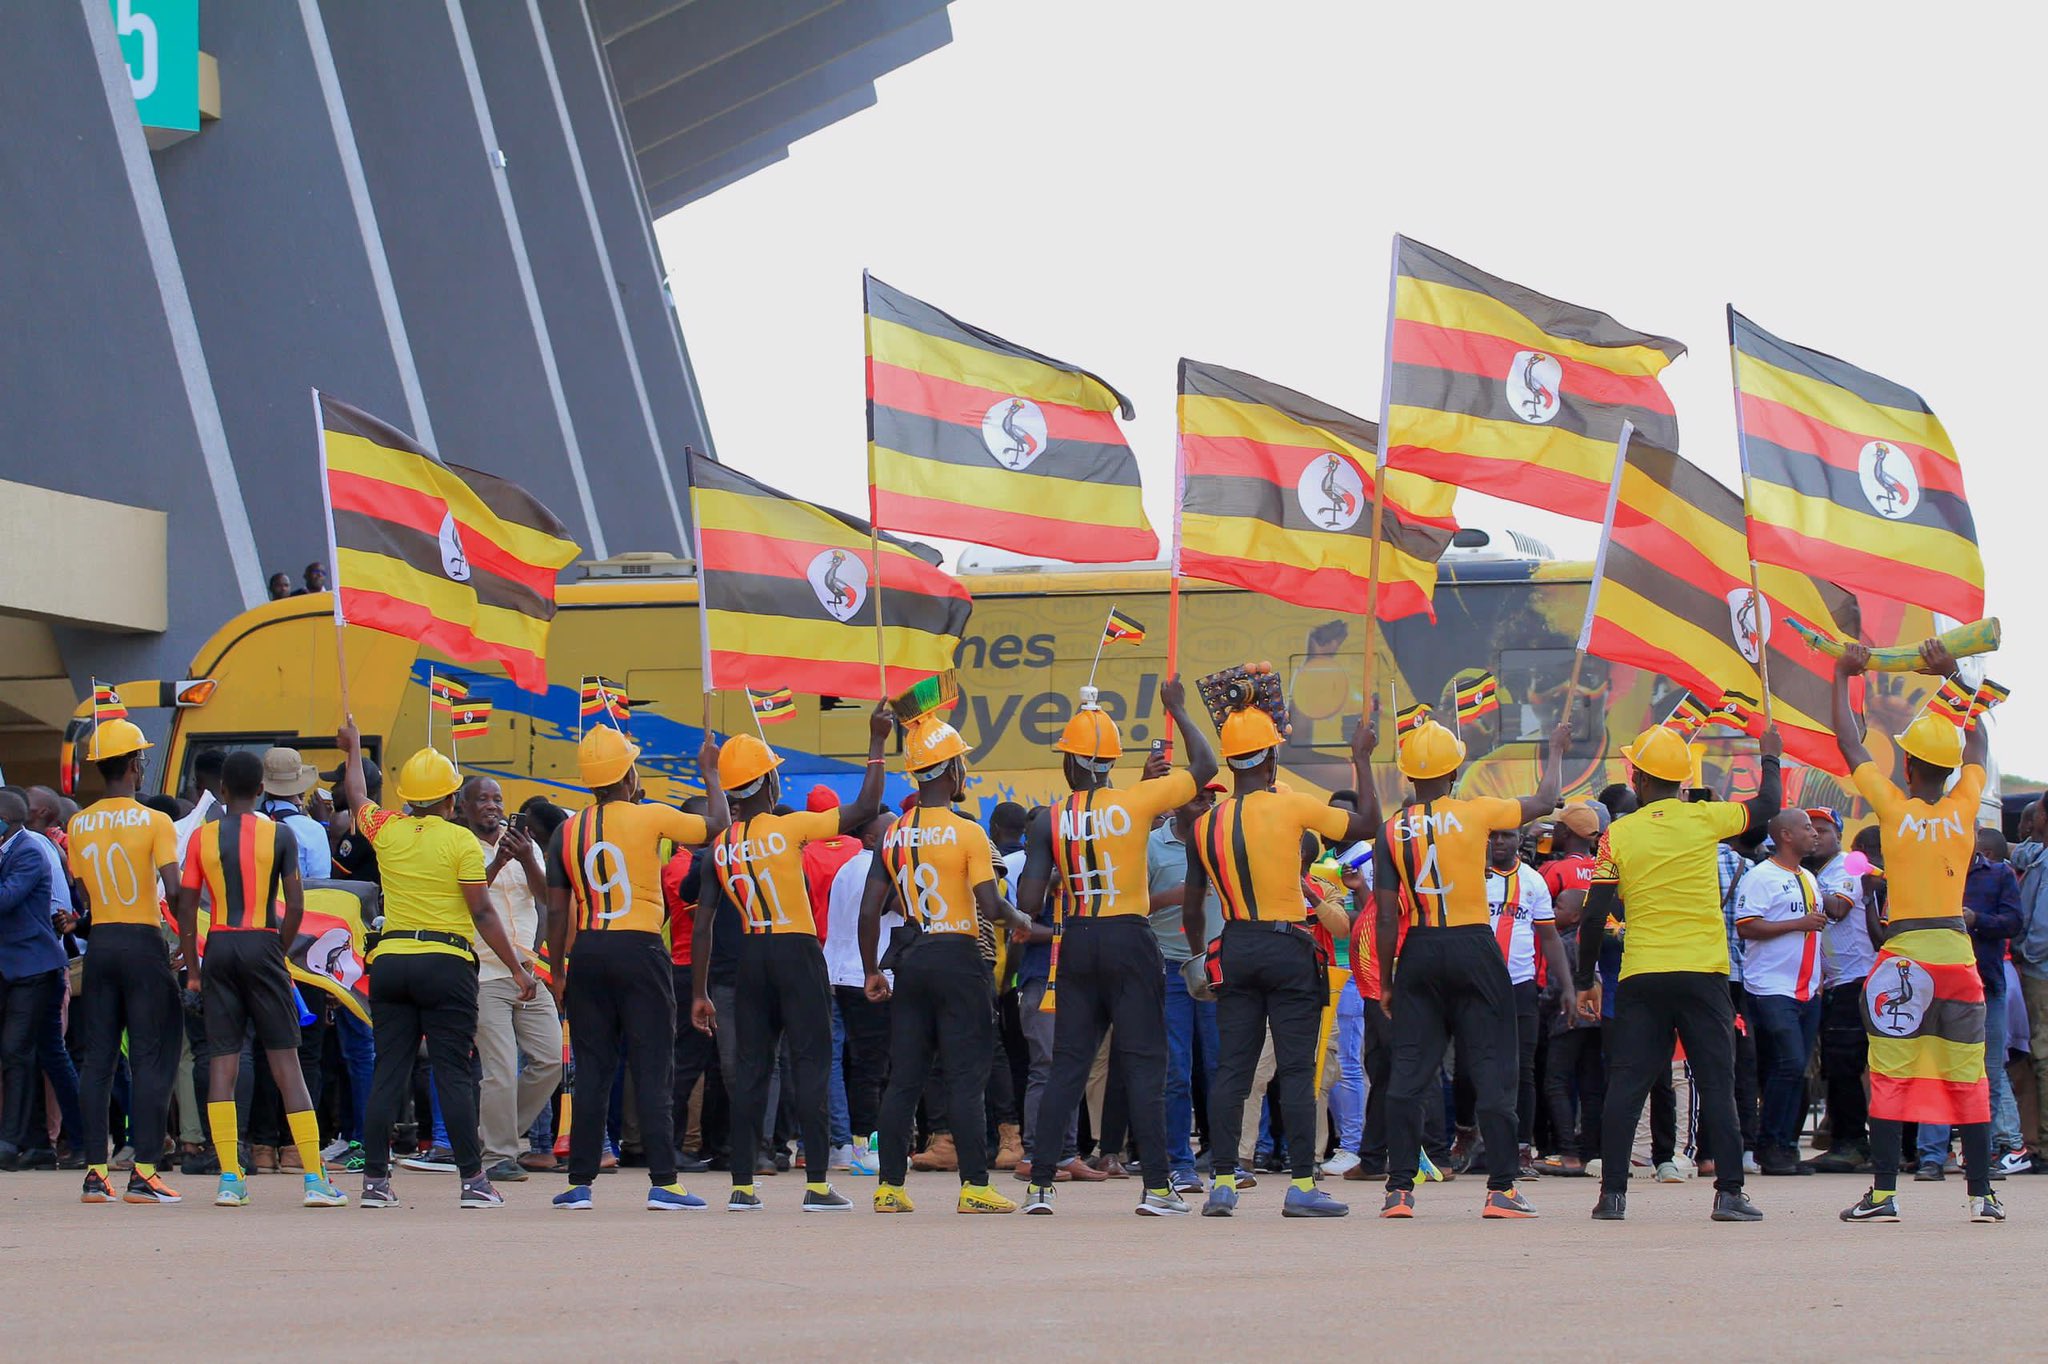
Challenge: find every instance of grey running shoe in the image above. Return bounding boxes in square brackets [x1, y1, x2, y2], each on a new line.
[1023, 1186, 1055, 1215]
[1970, 1194, 2006, 1224]
[360, 1177, 397, 1209]
[459, 1176, 503, 1208]
[1136, 1189, 1192, 1216]
[1840, 1190, 1900, 1223]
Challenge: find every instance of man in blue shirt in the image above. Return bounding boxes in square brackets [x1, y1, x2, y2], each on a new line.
[0, 789, 71, 1169]
[260, 748, 333, 880]
[1148, 788, 1221, 1193]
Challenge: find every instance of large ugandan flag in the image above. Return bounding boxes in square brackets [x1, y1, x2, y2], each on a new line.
[1585, 435, 1861, 774]
[865, 274, 1156, 562]
[1383, 237, 1685, 520]
[686, 451, 971, 698]
[1176, 360, 1455, 620]
[318, 394, 580, 693]
[1729, 309, 1984, 621]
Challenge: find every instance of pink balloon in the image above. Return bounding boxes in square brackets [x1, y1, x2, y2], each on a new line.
[1842, 850, 1873, 877]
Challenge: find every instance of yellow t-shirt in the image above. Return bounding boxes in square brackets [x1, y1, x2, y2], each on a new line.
[1192, 789, 1349, 923]
[1594, 799, 1748, 978]
[1049, 771, 1196, 918]
[712, 809, 839, 936]
[360, 802, 486, 959]
[549, 801, 710, 935]
[66, 797, 177, 926]
[878, 806, 994, 936]
[1381, 796, 1524, 928]
[1853, 762, 1984, 924]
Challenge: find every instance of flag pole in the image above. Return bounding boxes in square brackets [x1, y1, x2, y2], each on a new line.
[1568, 420, 1634, 722]
[1165, 384, 1189, 761]
[862, 271, 889, 701]
[312, 388, 354, 723]
[427, 665, 437, 753]
[682, 447, 717, 701]
[1085, 601, 1117, 692]
[1362, 233, 1404, 711]
[1726, 306, 1777, 732]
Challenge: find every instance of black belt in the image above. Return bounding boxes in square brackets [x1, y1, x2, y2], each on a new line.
[370, 929, 475, 956]
[1882, 916, 1967, 941]
[1223, 918, 1313, 935]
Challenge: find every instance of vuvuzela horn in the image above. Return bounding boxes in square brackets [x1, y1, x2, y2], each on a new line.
[1785, 616, 2000, 671]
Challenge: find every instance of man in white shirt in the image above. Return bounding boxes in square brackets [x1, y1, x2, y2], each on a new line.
[461, 777, 562, 1185]
[1485, 827, 1573, 1175]
[1805, 807, 1873, 1172]
[1733, 809, 1828, 1176]
[823, 812, 895, 1173]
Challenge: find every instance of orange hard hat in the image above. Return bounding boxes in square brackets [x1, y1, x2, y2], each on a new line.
[578, 725, 640, 789]
[85, 719, 152, 762]
[1220, 708, 1283, 763]
[718, 734, 782, 791]
[1055, 708, 1123, 762]
[1897, 712, 1964, 769]
[904, 715, 968, 779]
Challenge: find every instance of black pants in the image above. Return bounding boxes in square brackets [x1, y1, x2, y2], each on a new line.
[1205, 921, 1323, 1182]
[364, 950, 481, 1180]
[834, 985, 891, 1140]
[1873, 1116, 1990, 1196]
[77, 924, 181, 1168]
[1386, 926, 1519, 1191]
[1358, 995, 1448, 1166]
[1025, 917, 1171, 1188]
[1602, 970, 1742, 1195]
[0, 969, 60, 1151]
[672, 963, 724, 1156]
[1819, 978, 1869, 1148]
[1512, 979, 1540, 1147]
[726, 934, 833, 1185]
[1731, 982, 1760, 1152]
[1543, 1025, 1605, 1160]
[565, 932, 675, 1186]
[879, 935, 994, 1186]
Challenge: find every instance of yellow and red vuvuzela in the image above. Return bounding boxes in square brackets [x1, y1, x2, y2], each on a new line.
[865, 274, 1156, 563]
[1383, 236, 1684, 520]
[319, 394, 580, 693]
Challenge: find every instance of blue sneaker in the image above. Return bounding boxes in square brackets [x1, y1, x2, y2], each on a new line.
[214, 1173, 250, 1207]
[849, 1137, 879, 1177]
[301, 1174, 349, 1208]
[552, 1185, 594, 1210]
[1170, 1169, 1204, 1195]
[1201, 1184, 1239, 1217]
[647, 1184, 707, 1211]
[1282, 1185, 1350, 1218]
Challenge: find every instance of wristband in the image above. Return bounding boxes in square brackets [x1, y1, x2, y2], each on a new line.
[867, 757, 886, 766]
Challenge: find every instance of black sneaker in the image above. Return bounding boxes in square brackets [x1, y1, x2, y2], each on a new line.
[1969, 1193, 2006, 1224]
[801, 1186, 852, 1212]
[1913, 1161, 1946, 1182]
[727, 1188, 764, 1211]
[1591, 1191, 1626, 1221]
[1758, 1149, 1811, 1176]
[1840, 1190, 1900, 1223]
[675, 1150, 714, 1174]
[1710, 1190, 1764, 1222]
[1804, 1145, 1867, 1174]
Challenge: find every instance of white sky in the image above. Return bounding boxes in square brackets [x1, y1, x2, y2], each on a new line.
[655, 0, 2042, 770]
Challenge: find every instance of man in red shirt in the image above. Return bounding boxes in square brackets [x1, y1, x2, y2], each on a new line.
[1537, 804, 1603, 1175]
[663, 797, 720, 1172]
[800, 787, 862, 943]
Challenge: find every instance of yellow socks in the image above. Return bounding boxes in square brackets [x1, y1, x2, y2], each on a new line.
[209, 1101, 242, 1179]
[286, 1109, 323, 1178]
[90, 1163, 108, 1181]
[806, 1181, 831, 1195]
[732, 1183, 757, 1197]
[1214, 1173, 1237, 1191]
[135, 1162, 157, 1179]
[1292, 1176, 1315, 1193]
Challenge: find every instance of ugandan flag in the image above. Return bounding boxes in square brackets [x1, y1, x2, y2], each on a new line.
[1730, 309, 1983, 621]
[286, 883, 373, 1024]
[1396, 701, 1432, 737]
[1864, 927, 1989, 1124]
[1584, 436, 1862, 775]
[1176, 360, 1455, 620]
[1383, 237, 1684, 520]
[318, 393, 580, 693]
[1102, 609, 1146, 646]
[748, 687, 796, 724]
[1926, 676, 1975, 726]
[1454, 672, 1500, 723]
[451, 699, 493, 741]
[1971, 678, 2010, 724]
[429, 675, 469, 714]
[1708, 690, 1765, 733]
[865, 275, 1156, 563]
[579, 677, 629, 723]
[1665, 693, 1712, 738]
[91, 683, 126, 722]
[687, 451, 971, 698]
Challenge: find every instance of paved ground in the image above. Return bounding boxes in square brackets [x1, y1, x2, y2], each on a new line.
[2, 1166, 2034, 1360]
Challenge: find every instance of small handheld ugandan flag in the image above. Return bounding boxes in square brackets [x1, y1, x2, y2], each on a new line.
[1454, 671, 1499, 723]
[748, 687, 796, 724]
[1970, 678, 2010, 727]
[1709, 690, 1764, 734]
[430, 675, 469, 714]
[1927, 675, 1975, 726]
[1665, 693, 1711, 739]
[1102, 609, 1146, 646]
[91, 682, 127, 722]
[1396, 701, 1432, 737]
[579, 677, 629, 723]
[451, 699, 493, 741]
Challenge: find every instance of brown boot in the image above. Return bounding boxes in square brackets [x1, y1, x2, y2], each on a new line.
[279, 1145, 304, 1172]
[993, 1124, 1023, 1171]
[911, 1132, 958, 1172]
[251, 1145, 280, 1174]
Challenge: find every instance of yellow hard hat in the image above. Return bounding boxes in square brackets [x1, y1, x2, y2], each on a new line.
[395, 747, 462, 805]
[1219, 708, 1284, 762]
[1055, 708, 1123, 761]
[718, 734, 782, 791]
[1898, 712, 1964, 769]
[904, 714, 968, 777]
[1397, 720, 1466, 781]
[578, 725, 640, 789]
[86, 719, 153, 762]
[1622, 725, 1693, 784]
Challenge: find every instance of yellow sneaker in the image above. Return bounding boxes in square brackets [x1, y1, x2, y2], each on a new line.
[873, 1184, 915, 1214]
[957, 1183, 1017, 1214]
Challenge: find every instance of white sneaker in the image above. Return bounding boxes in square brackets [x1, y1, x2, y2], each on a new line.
[320, 1136, 352, 1163]
[1319, 1150, 1361, 1177]
[829, 1144, 855, 1171]
[1584, 1158, 1602, 1180]
[1654, 1161, 1684, 1183]
[1997, 1149, 2034, 1176]
[1742, 1151, 1762, 1176]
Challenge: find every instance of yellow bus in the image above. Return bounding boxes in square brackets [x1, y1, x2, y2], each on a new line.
[64, 546, 1951, 826]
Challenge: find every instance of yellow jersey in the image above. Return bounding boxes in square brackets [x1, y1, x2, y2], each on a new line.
[1049, 771, 1195, 918]
[359, 802, 486, 959]
[1380, 796, 1524, 929]
[67, 797, 177, 926]
[712, 809, 839, 937]
[1594, 799, 1748, 978]
[548, 800, 710, 935]
[878, 806, 994, 937]
[1192, 789, 1348, 923]
[1853, 762, 1984, 924]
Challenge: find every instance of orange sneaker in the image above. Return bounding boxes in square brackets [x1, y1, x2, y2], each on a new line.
[80, 1171, 116, 1204]
[1380, 1189, 1415, 1218]
[1482, 1187, 1537, 1219]
[123, 1172, 183, 1204]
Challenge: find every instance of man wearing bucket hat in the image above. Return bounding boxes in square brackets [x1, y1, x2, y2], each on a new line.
[1829, 641, 2001, 1224]
[694, 704, 894, 1211]
[1375, 716, 1569, 1221]
[334, 720, 536, 1210]
[547, 723, 728, 1211]
[858, 713, 1033, 1214]
[1575, 715, 1783, 1224]
[1182, 696, 1379, 1219]
[259, 748, 332, 879]
[67, 718, 183, 1204]
[1015, 678, 1216, 1217]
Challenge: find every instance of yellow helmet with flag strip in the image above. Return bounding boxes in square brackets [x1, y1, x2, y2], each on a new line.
[578, 725, 641, 789]
[1622, 725, 1693, 784]
[1897, 712, 1964, 769]
[904, 714, 968, 781]
[718, 735, 782, 793]
[396, 747, 462, 805]
[1219, 708, 1283, 765]
[86, 719, 153, 762]
[1056, 705, 1123, 763]
[1396, 720, 1466, 782]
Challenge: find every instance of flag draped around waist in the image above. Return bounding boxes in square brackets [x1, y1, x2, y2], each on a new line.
[1861, 926, 1988, 1125]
